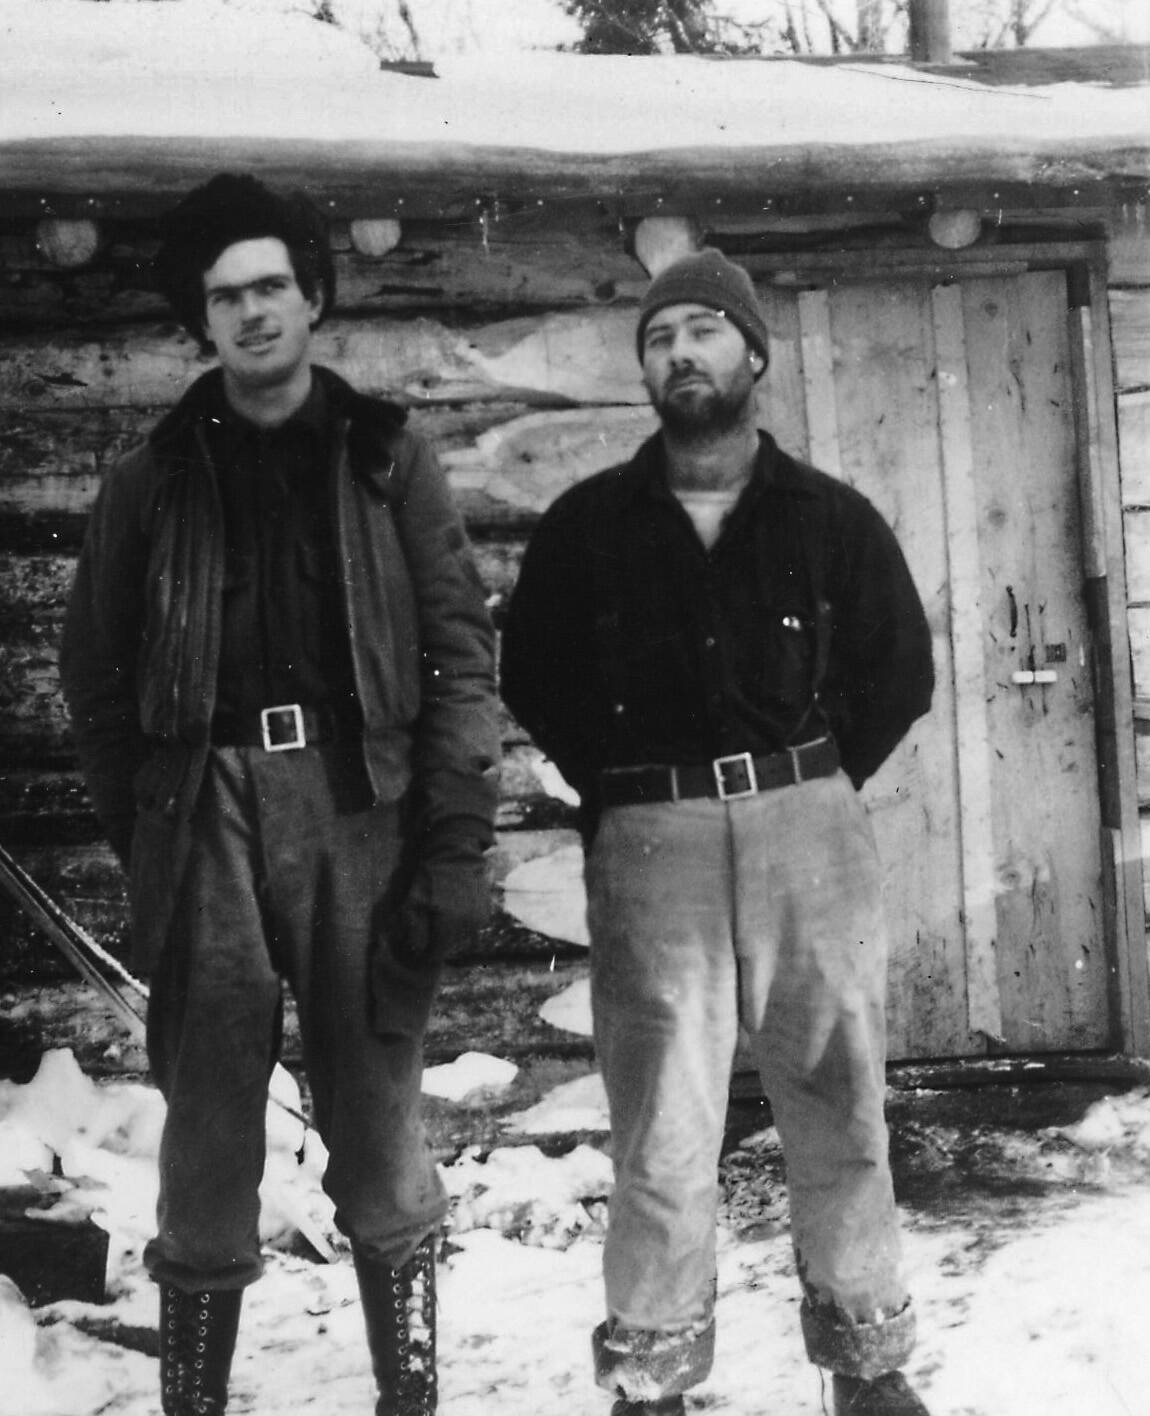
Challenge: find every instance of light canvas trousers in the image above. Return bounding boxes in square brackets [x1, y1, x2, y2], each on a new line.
[142, 746, 448, 1293]
[585, 770, 915, 1399]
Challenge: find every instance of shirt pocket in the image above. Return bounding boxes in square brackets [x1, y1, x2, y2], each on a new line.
[764, 602, 817, 710]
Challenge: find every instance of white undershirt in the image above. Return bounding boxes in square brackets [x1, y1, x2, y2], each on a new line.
[672, 486, 742, 551]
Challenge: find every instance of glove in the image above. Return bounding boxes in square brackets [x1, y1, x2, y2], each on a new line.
[371, 856, 491, 1040]
[389, 856, 492, 967]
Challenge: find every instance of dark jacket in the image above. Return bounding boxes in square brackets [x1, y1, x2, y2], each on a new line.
[502, 431, 933, 812]
[60, 367, 499, 964]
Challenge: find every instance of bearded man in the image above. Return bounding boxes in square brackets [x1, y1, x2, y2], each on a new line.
[501, 250, 935, 1416]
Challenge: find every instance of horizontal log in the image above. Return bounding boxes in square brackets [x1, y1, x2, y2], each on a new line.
[4, 128, 1148, 222]
[7, 213, 1140, 332]
[0, 739, 571, 840]
[0, 233, 648, 327]
[0, 401, 652, 547]
[0, 308, 647, 411]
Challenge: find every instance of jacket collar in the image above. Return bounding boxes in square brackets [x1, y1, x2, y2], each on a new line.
[149, 365, 407, 467]
[616, 429, 822, 508]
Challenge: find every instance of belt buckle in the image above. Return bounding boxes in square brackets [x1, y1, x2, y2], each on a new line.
[713, 751, 757, 801]
[260, 703, 306, 752]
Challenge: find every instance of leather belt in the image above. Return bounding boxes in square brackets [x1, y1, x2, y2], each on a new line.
[598, 738, 839, 807]
[210, 703, 357, 752]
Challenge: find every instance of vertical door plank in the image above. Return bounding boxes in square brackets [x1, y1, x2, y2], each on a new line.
[931, 282, 1004, 1044]
[962, 271, 1108, 1050]
[758, 286, 810, 461]
[798, 289, 842, 475]
[828, 280, 968, 1059]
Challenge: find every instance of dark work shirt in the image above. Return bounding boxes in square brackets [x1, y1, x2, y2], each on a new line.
[205, 377, 359, 721]
[501, 431, 934, 797]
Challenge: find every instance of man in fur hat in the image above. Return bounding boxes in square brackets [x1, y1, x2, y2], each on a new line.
[60, 174, 499, 1416]
[501, 250, 935, 1416]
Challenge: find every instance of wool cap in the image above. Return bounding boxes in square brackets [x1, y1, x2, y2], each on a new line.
[154, 173, 336, 341]
[636, 247, 769, 367]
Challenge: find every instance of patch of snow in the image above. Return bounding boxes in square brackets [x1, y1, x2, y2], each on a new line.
[422, 1050, 518, 1101]
[501, 843, 589, 946]
[504, 1069, 608, 1135]
[446, 1142, 612, 1248]
[538, 975, 593, 1037]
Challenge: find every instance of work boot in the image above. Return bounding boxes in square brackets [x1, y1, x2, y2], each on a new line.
[158, 1285, 242, 1416]
[353, 1234, 438, 1416]
[610, 1401, 686, 1416]
[833, 1371, 931, 1415]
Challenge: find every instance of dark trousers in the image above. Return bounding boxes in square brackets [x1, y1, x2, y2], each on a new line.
[142, 746, 447, 1292]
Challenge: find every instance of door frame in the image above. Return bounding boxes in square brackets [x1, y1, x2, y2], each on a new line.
[740, 239, 1149, 1056]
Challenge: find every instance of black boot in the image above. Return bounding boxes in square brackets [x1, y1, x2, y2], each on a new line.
[353, 1235, 438, 1416]
[834, 1371, 931, 1415]
[610, 1400, 686, 1415]
[159, 1285, 242, 1416]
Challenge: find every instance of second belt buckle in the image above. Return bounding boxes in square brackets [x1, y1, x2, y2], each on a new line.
[714, 751, 757, 801]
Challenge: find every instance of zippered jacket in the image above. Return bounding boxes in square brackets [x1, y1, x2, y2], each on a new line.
[61, 367, 499, 963]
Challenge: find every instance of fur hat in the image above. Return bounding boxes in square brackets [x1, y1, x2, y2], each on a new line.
[636, 247, 769, 367]
[153, 173, 336, 341]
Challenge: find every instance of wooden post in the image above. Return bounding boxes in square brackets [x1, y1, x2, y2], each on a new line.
[931, 282, 1003, 1045]
[908, 0, 952, 64]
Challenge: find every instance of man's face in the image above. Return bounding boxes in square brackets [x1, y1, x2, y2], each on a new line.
[641, 302, 758, 436]
[201, 237, 321, 393]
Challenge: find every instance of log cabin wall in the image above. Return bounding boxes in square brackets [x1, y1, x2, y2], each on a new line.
[2, 190, 1148, 1063]
[0, 203, 656, 1037]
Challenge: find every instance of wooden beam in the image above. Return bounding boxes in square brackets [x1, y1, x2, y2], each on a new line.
[1, 135, 1145, 222]
[1069, 282, 1150, 1053]
[931, 281, 1002, 1045]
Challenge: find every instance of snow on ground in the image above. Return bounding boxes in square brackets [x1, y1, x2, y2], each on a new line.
[3, 1045, 1150, 1415]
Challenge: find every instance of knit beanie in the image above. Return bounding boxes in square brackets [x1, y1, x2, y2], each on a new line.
[636, 247, 769, 367]
[154, 173, 336, 341]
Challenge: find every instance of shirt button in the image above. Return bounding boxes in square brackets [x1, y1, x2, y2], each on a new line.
[704, 636, 716, 648]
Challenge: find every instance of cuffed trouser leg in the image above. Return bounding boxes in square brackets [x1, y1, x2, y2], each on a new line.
[585, 772, 915, 1398]
[587, 799, 739, 1399]
[144, 747, 447, 1291]
[734, 772, 914, 1378]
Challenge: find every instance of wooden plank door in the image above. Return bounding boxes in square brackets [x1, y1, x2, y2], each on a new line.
[784, 268, 1112, 1059]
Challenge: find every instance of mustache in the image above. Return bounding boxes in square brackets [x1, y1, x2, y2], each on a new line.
[664, 368, 711, 390]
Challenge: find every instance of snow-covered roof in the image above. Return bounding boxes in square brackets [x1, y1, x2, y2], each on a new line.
[3, 0, 1149, 216]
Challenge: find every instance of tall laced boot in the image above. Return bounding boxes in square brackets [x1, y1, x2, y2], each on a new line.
[159, 1285, 243, 1416]
[833, 1371, 932, 1415]
[353, 1234, 438, 1416]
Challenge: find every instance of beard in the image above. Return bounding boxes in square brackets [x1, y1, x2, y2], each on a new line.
[652, 369, 755, 440]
